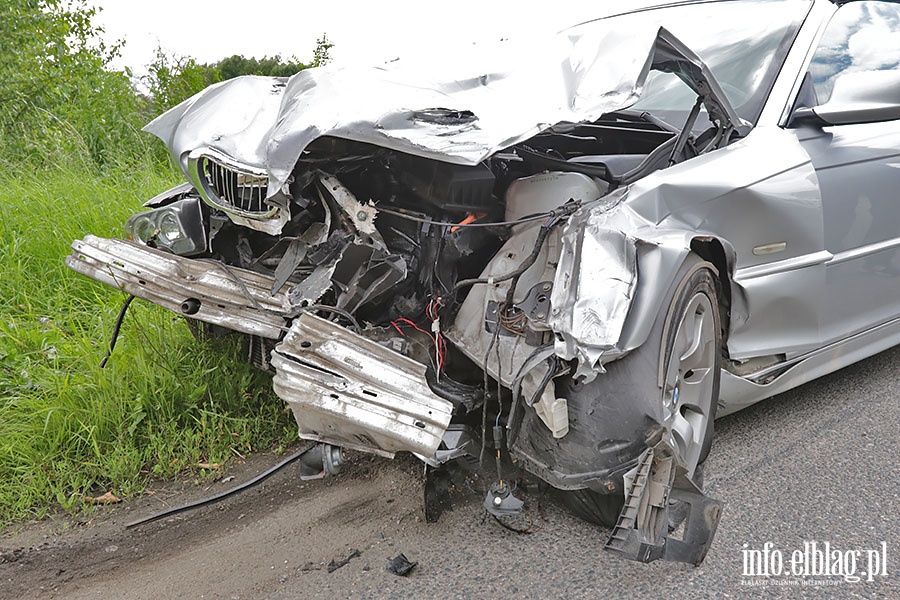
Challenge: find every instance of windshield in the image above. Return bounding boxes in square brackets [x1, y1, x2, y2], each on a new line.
[809, 1, 900, 103]
[573, 0, 811, 127]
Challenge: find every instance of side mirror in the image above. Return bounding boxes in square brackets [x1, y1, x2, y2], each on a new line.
[790, 69, 900, 127]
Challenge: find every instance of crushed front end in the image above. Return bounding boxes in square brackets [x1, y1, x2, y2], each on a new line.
[67, 26, 736, 564]
[67, 132, 637, 470]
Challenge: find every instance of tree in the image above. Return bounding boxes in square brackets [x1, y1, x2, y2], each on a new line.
[311, 34, 334, 68]
[144, 48, 219, 114]
[144, 35, 334, 115]
[0, 1, 337, 171]
[215, 55, 308, 80]
[0, 0, 147, 169]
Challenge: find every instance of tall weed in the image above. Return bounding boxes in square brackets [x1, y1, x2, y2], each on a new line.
[0, 166, 296, 525]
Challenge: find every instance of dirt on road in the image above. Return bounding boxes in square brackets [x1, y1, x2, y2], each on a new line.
[0, 447, 535, 600]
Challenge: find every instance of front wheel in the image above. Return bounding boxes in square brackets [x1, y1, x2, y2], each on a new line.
[561, 256, 722, 525]
[660, 261, 721, 479]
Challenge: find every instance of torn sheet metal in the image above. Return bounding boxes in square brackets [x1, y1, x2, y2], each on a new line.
[66, 235, 289, 338]
[549, 208, 638, 381]
[316, 172, 380, 240]
[272, 313, 454, 458]
[143, 27, 741, 216]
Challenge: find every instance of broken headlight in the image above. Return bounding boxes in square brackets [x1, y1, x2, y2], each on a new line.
[126, 197, 207, 256]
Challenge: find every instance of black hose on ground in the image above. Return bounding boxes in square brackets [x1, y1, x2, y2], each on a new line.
[125, 442, 316, 529]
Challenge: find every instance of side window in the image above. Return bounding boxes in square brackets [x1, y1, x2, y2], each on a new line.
[809, 1, 900, 104]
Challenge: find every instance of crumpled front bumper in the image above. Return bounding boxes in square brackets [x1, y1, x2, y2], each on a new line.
[66, 235, 290, 339]
[66, 235, 454, 459]
[273, 313, 454, 458]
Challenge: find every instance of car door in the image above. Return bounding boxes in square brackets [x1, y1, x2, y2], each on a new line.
[794, 1, 900, 345]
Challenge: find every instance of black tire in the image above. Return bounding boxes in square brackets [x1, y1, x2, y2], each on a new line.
[561, 255, 722, 525]
[659, 259, 721, 474]
[559, 487, 625, 527]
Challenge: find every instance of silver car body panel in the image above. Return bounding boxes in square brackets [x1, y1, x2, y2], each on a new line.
[719, 313, 900, 416]
[624, 125, 825, 359]
[144, 26, 743, 235]
[272, 313, 454, 458]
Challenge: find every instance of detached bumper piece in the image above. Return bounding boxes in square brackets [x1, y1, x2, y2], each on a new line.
[272, 313, 454, 458]
[66, 235, 290, 339]
[604, 441, 722, 566]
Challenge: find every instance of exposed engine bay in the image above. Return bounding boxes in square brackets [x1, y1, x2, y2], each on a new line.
[203, 108, 675, 335]
[178, 111, 688, 458]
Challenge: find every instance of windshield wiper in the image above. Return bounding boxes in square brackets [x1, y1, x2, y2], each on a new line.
[611, 108, 680, 134]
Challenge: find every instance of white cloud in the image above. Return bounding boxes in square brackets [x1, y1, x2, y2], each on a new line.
[847, 22, 900, 72]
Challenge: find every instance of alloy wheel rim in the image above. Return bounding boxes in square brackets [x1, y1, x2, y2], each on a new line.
[662, 291, 716, 479]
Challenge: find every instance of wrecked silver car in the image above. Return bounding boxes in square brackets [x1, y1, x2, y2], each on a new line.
[67, 0, 900, 564]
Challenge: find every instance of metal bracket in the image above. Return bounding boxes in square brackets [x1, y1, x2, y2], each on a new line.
[483, 481, 525, 517]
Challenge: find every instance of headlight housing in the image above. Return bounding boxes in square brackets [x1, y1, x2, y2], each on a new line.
[126, 197, 207, 256]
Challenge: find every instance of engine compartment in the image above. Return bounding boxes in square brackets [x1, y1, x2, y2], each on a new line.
[213, 114, 673, 304]
[191, 112, 685, 408]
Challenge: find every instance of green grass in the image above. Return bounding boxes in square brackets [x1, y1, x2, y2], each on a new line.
[0, 165, 297, 525]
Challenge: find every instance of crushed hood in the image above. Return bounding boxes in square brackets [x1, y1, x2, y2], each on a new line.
[144, 24, 742, 198]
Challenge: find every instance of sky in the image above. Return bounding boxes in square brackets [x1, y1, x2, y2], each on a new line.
[93, 0, 613, 78]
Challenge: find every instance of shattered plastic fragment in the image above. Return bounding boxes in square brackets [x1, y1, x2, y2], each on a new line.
[326, 549, 361, 573]
[386, 553, 417, 576]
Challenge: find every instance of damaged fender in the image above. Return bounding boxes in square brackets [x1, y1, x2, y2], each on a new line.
[548, 195, 639, 382]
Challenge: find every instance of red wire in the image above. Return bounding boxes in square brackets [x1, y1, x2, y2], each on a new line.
[390, 308, 448, 372]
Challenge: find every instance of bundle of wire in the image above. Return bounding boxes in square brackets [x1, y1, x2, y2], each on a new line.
[390, 296, 448, 374]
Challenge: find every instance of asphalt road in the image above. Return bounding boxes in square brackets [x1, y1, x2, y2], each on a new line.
[2, 345, 898, 599]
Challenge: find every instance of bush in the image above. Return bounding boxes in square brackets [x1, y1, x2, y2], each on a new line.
[0, 3, 335, 524]
[0, 0, 151, 170]
[0, 166, 297, 524]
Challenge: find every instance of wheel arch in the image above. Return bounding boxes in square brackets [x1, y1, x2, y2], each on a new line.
[690, 236, 734, 351]
[616, 234, 740, 362]
[510, 247, 725, 494]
